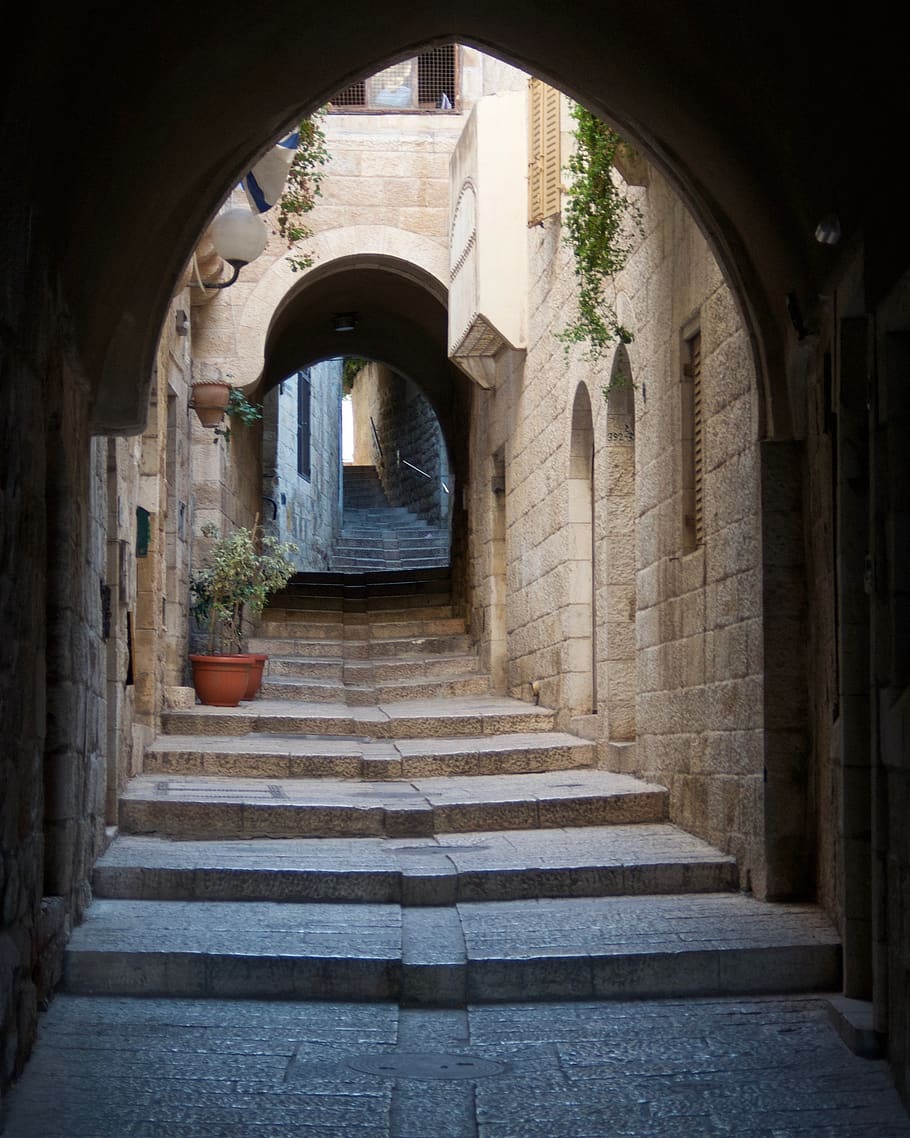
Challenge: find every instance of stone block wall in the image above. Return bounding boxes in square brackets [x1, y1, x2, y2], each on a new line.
[263, 360, 342, 571]
[611, 174, 767, 887]
[1, 281, 51, 1107]
[351, 363, 450, 525]
[464, 136, 769, 885]
[0, 236, 111, 1102]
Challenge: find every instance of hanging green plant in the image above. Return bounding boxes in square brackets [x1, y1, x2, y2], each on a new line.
[275, 112, 330, 273]
[227, 386, 263, 425]
[213, 387, 263, 444]
[557, 105, 643, 362]
[342, 356, 369, 395]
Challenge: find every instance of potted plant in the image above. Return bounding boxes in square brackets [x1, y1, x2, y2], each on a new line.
[189, 522, 297, 705]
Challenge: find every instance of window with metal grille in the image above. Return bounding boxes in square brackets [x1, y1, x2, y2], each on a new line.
[329, 46, 458, 112]
[297, 370, 311, 480]
[681, 331, 704, 549]
[528, 77, 562, 224]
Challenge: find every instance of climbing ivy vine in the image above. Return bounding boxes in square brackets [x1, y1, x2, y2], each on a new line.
[557, 105, 642, 363]
[342, 357, 369, 395]
[276, 112, 330, 273]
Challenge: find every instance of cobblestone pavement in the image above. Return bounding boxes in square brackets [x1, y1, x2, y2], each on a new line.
[3, 994, 909, 1137]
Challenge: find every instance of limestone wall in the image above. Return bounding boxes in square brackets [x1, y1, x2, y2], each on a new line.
[463, 122, 768, 886]
[263, 360, 342, 570]
[0, 240, 110, 1100]
[351, 363, 450, 524]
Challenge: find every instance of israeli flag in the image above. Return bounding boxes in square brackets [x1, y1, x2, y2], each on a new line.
[243, 130, 299, 213]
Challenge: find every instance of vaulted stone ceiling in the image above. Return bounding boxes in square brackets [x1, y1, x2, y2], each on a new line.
[4, 2, 898, 436]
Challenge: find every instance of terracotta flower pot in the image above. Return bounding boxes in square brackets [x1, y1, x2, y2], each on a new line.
[242, 653, 268, 699]
[190, 654, 253, 706]
[190, 381, 231, 428]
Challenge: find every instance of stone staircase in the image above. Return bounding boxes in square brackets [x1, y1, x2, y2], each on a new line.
[64, 570, 841, 1005]
[333, 464, 449, 572]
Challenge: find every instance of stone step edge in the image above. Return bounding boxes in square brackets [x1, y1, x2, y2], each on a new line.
[93, 853, 738, 907]
[143, 732, 596, 780]
[118, 786, 669, 840]
[258, 676, 491, 705]
[61, 896, 842, 1006]
[158, 706, 557, 739]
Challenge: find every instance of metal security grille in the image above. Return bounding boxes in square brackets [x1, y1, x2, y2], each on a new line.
[681, 332, 704, 549]
[329, 45, 458, 112]
[297, 370, 311, 480]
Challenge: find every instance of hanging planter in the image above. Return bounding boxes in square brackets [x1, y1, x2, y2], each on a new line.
[190, 381, 231, 428]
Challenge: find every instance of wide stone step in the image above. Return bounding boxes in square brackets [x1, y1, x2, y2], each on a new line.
[144, 731, 596, 779]
[331, 559, 450, 572]
[259, 672, 490, 705]
[263, 604, 456, 624]
[118, 769, 668, 839]
[268, 591, 452, 613]
[289, 567, 451, 587]
[245, 633, 474, 659]
[92, 825, 738, 905]
[266, 657, 344, 681]
[61, 893, 841, 1004]
[256, 615, 464, 640]
[336, 529, 443, 543]
[266, 653, 478, 682]
[161, 695, 555, 737]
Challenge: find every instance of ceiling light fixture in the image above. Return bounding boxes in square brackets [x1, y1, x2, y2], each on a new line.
[332, 312, 358, 332]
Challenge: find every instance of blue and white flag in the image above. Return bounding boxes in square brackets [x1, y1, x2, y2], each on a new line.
[243, 130, 299, 213]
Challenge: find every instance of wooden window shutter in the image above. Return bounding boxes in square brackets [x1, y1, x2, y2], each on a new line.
[541, 83, 561, 218]
[528, 78, 561, 224]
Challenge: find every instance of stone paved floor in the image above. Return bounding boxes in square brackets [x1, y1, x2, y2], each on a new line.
[3, 995, 910, 1137]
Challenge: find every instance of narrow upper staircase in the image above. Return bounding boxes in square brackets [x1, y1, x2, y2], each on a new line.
[66, 569, 841, 1006]
[333, 465, 449, 572]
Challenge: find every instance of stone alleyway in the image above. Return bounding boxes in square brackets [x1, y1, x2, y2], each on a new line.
[4, 568, 908, 1136]
[4, 995, 910, 1137]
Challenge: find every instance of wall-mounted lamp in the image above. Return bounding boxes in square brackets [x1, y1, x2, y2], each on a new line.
[332, 312, 358, 333]
[197, 207, 269, 290]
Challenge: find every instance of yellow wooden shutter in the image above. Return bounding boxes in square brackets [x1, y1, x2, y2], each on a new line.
[541, 83, 561, 219]
[528, 78, 561, 224]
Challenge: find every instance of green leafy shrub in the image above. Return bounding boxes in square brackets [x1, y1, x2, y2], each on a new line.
[190, 523, 297, 654]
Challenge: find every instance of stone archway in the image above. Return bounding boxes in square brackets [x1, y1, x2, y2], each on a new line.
[193, 226, 450, 396]
[36, 4, 876, 442]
